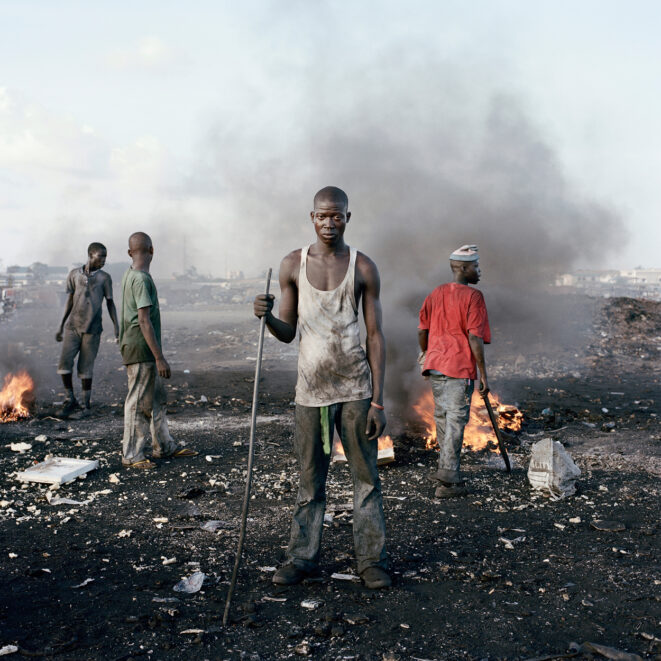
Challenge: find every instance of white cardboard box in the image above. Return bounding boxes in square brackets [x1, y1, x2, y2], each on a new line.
[17, 457, 99, 485]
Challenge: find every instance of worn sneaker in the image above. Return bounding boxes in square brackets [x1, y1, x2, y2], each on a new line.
[272, 564, 316, 586]
[434, 482, 468, 498]
[360, 566, 391, 589]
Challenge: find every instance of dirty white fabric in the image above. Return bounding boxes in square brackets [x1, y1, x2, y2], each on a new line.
[295, 245, 372, 407]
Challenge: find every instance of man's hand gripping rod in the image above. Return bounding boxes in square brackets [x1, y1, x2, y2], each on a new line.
[223, 268, 272, 626]
[481, 392, 511, 473]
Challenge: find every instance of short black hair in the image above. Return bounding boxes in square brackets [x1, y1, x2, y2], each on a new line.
[313, 186, 349, 209]
[88, 242, 107, 256]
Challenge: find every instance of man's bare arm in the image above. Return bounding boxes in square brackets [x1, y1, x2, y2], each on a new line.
[253, 252, 299, 344]
[106, 299, 119, 340]
[56, 294, 74, 341]
[358, 254, 387, 440]
[137, 306, 170, 378]
[468, 333, 488, 394]
[418, 329, 428, 352]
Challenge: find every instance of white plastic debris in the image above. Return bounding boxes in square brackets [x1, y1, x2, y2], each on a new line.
[200, 520, 231, 532]
[0, 645, 18, 656]
[17, 457, 99, 485]
[10, 443, 31, 453]
[108, 473, 121, 484]
[173, 571, 205, 593]
[527, 438, 581, 498]
[301, 598, 323, 610]
[34, 435, 48, 442]
[72, 578, 94, 589]
[117, 529, 132, 538]
[46, 493, 91, 506]
[331, 572, 361, 582]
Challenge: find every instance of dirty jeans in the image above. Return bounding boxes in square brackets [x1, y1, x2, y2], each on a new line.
[286, 398, 388, 573]
[430, 374, 474, 484]
[122, 362, 177, 464]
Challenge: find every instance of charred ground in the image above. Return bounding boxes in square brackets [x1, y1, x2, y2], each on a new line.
[0, 295, 659, 660]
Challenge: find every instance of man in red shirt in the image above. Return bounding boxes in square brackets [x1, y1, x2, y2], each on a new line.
[417, 245, 491, 498]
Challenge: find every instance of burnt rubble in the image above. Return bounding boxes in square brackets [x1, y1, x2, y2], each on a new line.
[0, 295, 659, 659]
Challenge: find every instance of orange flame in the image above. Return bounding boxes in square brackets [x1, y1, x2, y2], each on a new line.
[0, 371, 35, 422]
[332, 433, 394, 461]
[415, 389, 523, 451]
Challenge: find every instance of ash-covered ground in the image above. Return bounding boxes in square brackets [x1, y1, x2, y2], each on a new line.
[0, 295, 659, 660]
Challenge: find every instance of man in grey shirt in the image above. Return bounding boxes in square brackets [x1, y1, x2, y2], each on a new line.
[56, 242, 119, 416]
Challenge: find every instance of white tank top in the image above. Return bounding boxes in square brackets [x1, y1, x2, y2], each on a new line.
[295, 245, 373, 407]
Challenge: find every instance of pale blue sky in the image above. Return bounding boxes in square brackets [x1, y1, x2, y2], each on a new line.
[1, 0, 659, 276]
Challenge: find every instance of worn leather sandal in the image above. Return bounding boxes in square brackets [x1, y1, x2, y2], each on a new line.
[153, 447, 199, 459]
[123, 459, 157, 470]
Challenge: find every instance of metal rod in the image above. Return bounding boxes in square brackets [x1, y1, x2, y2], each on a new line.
[223, 268, 272, 626]
[481, 392, 512, 473]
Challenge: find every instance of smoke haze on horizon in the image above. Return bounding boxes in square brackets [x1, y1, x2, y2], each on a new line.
[1, 0, 656, 280]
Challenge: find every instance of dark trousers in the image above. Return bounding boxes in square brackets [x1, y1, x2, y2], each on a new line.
[285, 398, 388, 573]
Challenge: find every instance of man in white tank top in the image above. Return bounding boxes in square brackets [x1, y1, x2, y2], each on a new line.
[254, 186, 390, 589]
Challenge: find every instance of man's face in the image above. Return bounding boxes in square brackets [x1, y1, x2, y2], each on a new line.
[465, 261, 481, 284]
[310, 198, 350, 246]
[89, 250, 107, 271]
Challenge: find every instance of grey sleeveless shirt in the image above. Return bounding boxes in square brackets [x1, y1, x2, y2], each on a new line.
[295, 245, 373, 407]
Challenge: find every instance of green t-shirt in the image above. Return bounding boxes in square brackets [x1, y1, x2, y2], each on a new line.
[119, 268, 161, 365]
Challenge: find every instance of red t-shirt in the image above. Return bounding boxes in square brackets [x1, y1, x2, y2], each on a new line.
[418, 283, 491, 379]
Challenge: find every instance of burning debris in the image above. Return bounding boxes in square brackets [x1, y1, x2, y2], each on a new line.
[413, 389, 524, 451]
[0, 370, 35, 422]
[331, 435, 396, 466]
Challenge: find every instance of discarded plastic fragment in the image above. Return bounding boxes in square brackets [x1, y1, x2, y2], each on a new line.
[10, 442, 31, 453]
[0, 645, 18, 656]
[590, 520, 625, 532]
[117, 529, 132, 538]
[180, 628, 206, 635]
[330, 573, 361, 582]
[257, 566, 277, 573]
[17, 457, 99, 485]
[173, 571, 205, 593]
[572, 641, 643, 661]
[34, 435, 47, 442]
[162, 556, 177, 565]
[200, 520, 233, 532]
[72, 578, 94, 589]
[108, 473, 120, 484]
[499, 536, 525, 550]
[301, 598, 323, 609]
[527, 438, 581, 498]
[47, 494, 91, 506]
[152, 597, 180, 603]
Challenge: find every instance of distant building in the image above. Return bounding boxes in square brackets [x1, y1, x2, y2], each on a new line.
[554, 268, 661, 300]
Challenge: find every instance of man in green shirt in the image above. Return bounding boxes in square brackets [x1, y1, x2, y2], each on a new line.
[120, 232, 197, 469]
